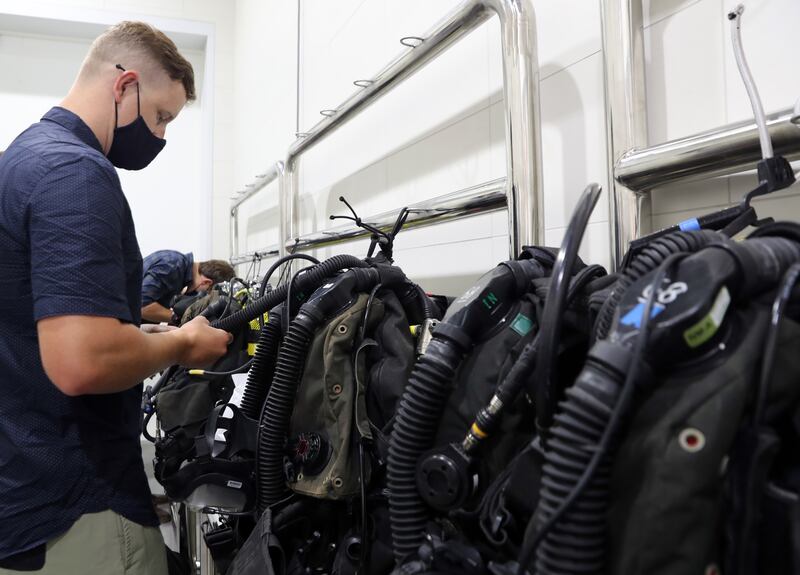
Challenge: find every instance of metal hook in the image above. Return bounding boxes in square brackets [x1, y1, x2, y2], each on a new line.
[295, 132, 310, 138]
[400, 36, 424, 48]
[320, 109, 337, 117]
[353, 79, 374, 88]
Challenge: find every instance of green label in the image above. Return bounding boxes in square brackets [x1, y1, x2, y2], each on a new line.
[510, 313, 534, 337]
[482, 291, 499, 310]
[683, 286, 730, 348]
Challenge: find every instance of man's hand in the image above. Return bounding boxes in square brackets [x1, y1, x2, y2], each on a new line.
[175, 316, 232, 368]
[38, 314, 233, 396]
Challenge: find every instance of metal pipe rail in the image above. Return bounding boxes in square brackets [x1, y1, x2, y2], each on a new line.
[293, 177, 506, 251]
[601, 0, 648, 270]
[229, 162, 283, 259]
[616, 107, 800, 191]
[602, 0, 800, 268]
[230, 246, 279, 267]
[230, 177, 507, 265]
[280, 0, 541, 259]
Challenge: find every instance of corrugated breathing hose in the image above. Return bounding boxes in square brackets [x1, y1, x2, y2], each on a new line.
[239, 305, 282, 421]
[387, 336, 465, 561]
[527, 236, 800, 575]
[532, 342, 627, 574]
[257, 311, 320, 511]
[256, 265, 406, 512]
[593, 230, 720, 340]
[211, 254, 368, 333]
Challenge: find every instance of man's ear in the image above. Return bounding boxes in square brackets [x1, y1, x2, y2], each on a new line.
[113, 70, 139, 104]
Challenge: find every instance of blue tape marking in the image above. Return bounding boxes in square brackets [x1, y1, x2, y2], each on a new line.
[679, 218, 701, 231]
[620, 301, 666, 328]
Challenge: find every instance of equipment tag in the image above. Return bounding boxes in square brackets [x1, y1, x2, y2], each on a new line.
[510, 313, 534, 336]
[683, 286, 730, 348]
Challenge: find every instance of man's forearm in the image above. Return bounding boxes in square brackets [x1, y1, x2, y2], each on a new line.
[38, 316, 191, 395]
[142, 301, 174, 323]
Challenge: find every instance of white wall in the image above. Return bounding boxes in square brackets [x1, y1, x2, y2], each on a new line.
[0, 0, 236, 260]
[233, 0, 800, 294]
[644, 0, 800, 230]
[230, 0, 298, 271]
[233, 0, 609, 294]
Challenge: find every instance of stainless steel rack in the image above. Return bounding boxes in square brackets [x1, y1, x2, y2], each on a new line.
[231, 0, 800, 273]
[230, 0, 541, 267]
[601, 0, 800, 268]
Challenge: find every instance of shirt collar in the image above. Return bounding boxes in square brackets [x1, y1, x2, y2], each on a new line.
[41, 107, 104, 154]
[184, 252, 195, 287]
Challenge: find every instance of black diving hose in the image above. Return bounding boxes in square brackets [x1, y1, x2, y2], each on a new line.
[387, 335, 467, 561]
[260, 254, 320, 298]
[257, 310, 321, 511]
[239, 304, 283, 421]
[524, 256, 680, 575]
[211, 254, 368, 333]
[415, 284, 437, 319]
[593, 230, 720, 341]
[386, 256, 551, 562]
[256, 265, 407, 512]
[534, 184, 601, 436]
[523, 236, 800, 575]
[461, 264, 606, 454]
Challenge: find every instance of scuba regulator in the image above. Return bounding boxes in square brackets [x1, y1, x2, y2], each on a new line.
[387, 244, 556, 561]
[525, 233, 800, 575]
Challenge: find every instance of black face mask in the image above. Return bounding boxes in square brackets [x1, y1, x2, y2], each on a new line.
[107, 65, 166, 170]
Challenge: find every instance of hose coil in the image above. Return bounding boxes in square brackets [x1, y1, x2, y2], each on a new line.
[257, 314, 317, 511]
[594, 231, 719, 340]
[239, 308, 282, 421]
[387, 338, 464, 561]
[533, 363, 619, 574]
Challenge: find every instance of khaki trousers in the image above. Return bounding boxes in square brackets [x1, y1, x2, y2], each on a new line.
[0, 510, 168, 575]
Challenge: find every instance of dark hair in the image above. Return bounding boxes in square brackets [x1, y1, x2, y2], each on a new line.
[199, 260, 235, 284]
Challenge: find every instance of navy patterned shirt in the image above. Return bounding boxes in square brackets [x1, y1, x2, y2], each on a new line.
[0, 107, 157, 560]
[141, 249, 194, 308]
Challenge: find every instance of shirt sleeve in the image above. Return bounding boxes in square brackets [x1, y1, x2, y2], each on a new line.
[29, 157, 134, 323]
[141, 258, 181, 307]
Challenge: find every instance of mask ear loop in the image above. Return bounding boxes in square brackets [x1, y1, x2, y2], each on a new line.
[113, 64, 140, 123]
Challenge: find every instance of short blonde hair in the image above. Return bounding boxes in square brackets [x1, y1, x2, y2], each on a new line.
[86, 21, 195, 101]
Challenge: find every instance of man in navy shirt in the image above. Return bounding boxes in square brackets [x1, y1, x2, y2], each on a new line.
[0, 21, 231, 575]
[141, 250, 235, 323]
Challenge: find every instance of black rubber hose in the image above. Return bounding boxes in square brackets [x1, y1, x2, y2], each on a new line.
[732, 237, 800, 297]
[416, 284, 436, 319]
[212, 254, 368, 333]
[755, 262, 800, 424]
[260, 254, 320, 298]
[256, 311, 320, 512]
[239, 305, 283, 421]
[528, 256, 680, 575]
[463, 264, 607, 454]
[535, 184, 601, 435]
[594, 230, 720, 340]
[528, 238, 800, 574]
[532, 359, 620, 574]
[255, 265, 401, 512]
[387, 337, 465, 562]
